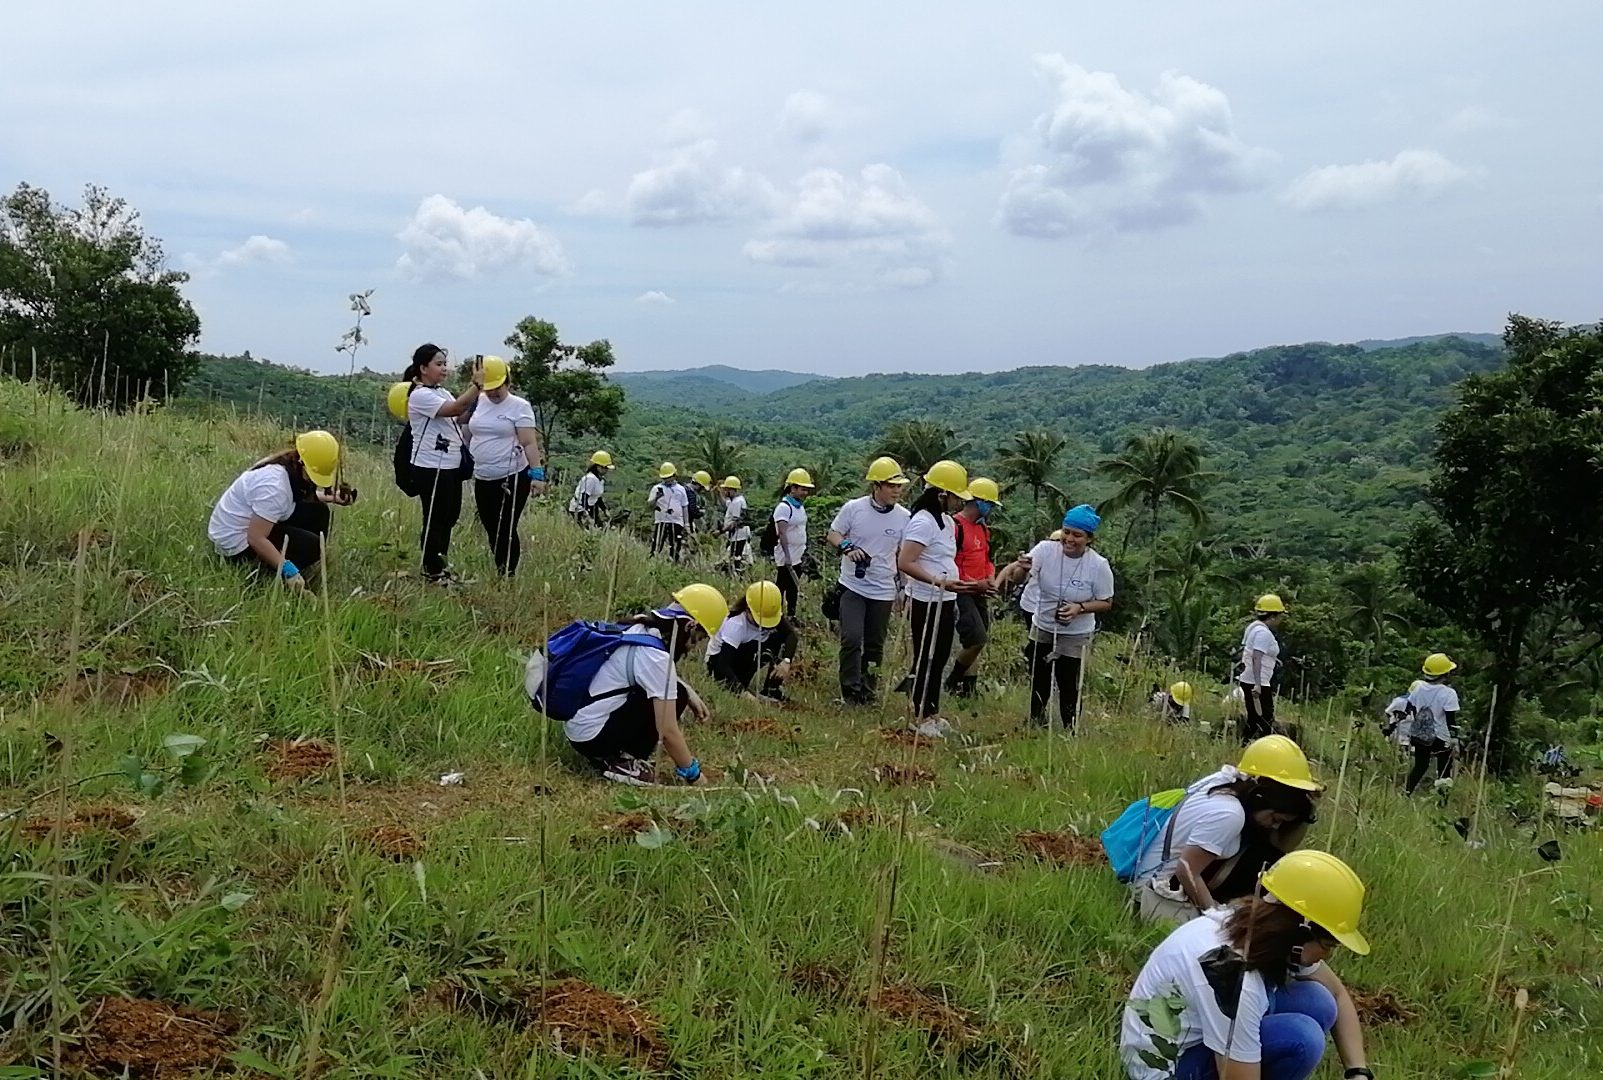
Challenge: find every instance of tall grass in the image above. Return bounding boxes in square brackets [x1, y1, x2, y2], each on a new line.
[0, 375, 1599, 1077]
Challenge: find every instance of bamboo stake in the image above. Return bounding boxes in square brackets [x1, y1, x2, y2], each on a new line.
[1467, 685, 1500, 844]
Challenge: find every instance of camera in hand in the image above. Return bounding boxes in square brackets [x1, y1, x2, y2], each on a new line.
[854, 553, 871, 579]
[336, 485, 359, 505]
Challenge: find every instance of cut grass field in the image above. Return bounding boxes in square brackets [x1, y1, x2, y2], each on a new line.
[1, 377, 1599, 1077]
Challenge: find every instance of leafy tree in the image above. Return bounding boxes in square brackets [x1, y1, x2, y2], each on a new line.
[1402, 315, 1603, 770]
[1337, 562, 1411, 663]
[997, 430, 1067, 513]
[1095, 428, 1212, 613]
[0, 183, 200, 408]
[502, 316, 625, 452]
[683, 424, 746, 483]
[876, 420, 967, 478]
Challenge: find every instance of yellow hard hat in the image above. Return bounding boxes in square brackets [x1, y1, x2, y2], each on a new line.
[658, 462, 677, 479]
[865, 456, 910, 485]
[968, 477, 1002, 505]
[386, 381, 411, 420]
[785, 467, 816, 489]
[745, 581, 784, 629]
[1255, 593, 1287, 613]
[1422, 653, 1457, 677]
[590, 450, 614, 469]
[1260, 850, 1371, 955]
[1048, 529, 1064, 541]
[481, 355, 509, 391]
[721, 475, 742, 490]
[1169, 681, 1193, 706]
[692, 470, 713, 488]
[1238, 735, 1321, 791]
[294, 430, 340, 488]
[672, 583, 728, 635]
[923, 460, 971, 499]
[1407, 679, 1425, 694]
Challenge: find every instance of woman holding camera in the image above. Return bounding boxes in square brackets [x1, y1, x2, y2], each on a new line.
[404, 343, 482, 583]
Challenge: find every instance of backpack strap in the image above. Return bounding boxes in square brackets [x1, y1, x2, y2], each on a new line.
[1160, 792, 1190, 864]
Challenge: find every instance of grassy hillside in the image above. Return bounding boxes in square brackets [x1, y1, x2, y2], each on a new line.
[0, 376, 1597, 1078]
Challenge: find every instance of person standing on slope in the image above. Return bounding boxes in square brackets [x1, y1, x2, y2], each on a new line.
[1015, 528, 1062, 622]
[826, 456, 912, 705]
[466, 356, 547, 576]
[945, 476, 1002, 700]
[208, 430, 351, 589]
[897, 460, 985, 729]
[647, 463, 689, 561]
[404, 344, 482, 583]
[569, 451, 614, 528]
[706, 581, 796, 702]
[687, 470, 712, 535]
[1240, 594, 1287, 742]
[1404, 653, 1459, 795]
[718, 476, 752, 572]
[771, 468, 815, 619]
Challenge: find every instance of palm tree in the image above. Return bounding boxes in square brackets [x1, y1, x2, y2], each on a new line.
[997, 430, 1067, 515]
[682, 425, 746, 483]
[876, 420, 968, 479]
[1337, 562, 1411, 663]
[1095, 428, 1213, 611]
[1153, 529, 1250, 606]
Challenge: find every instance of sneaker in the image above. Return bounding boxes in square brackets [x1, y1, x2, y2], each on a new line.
[600, 756, 656, 786]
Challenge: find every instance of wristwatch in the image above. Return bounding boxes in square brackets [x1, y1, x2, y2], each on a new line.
[1344, 1068, 1375, 1079]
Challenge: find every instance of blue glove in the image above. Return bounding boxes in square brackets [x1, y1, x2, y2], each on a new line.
[280, 560, 300, 580]
[526, 466, 547, 482]
[675, 758, 701, 783]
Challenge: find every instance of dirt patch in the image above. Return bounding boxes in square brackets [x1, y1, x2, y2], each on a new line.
[594, 811, 655, 838]
[265, 738, 337, 781]
[873, 983, 982, 1047]
[791, 961, 851, 999]
[1349, 987, 1419, 1027]
[67, 996, 235, 1077]
[832, 806, 885, 832]
[434, 977, 666, 1071]
[872, 763, 938, 787]
[362, 824, 425, 861]
[728, 717, 786, 736]
[68, 667, 173, 707]
[21, 804, 139, 840]
[878, 727, 935, 749]
[1016, 830, 1104, 868]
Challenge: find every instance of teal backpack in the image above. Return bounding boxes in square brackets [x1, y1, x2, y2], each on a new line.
[1101, 788, 1187, 883]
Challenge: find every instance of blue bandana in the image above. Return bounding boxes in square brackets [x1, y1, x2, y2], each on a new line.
[1061, 504, 1101, 533]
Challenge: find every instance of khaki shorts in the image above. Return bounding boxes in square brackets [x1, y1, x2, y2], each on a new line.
[1134, 879, 1201, 926]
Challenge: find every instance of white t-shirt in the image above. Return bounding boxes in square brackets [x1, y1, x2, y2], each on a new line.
[1026, 542, 1115, 635]
[1134, 789, 1245, 885]
[772, 499, 808, 567]
[901, 509, 958, 603]
[723, 494, 751, 543]
[208, 465, 296, 556]
[564, 625, 677, 744]
[1239, 620, 1281, 687]
[705, 612, 772, 659]
[407, 386, 464, 471]
[1407, 682, 1460, 743]
[466, 392, 537, 480]
[1120, 910, 1268, 1079]
[830, 496, 911, 602]
[649, 482, 688, 526]
[569, 472, 605, 514]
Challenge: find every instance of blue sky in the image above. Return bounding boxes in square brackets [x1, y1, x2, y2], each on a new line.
[3, 1, 1598, 375]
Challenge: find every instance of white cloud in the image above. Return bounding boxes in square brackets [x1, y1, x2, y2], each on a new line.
[779, 90, 832, 144]
[183, 234, 292, 275]
[395, 194, 571, 281]
[744, 164, 950, 288]
[997, 55, 1273, 239]
[1282, 149, 1470, 212]
[635, 290, 676, 306]
[625, 139, 777, 226]
[1443, 106, 1514, 135]
[563, 188, 613, 217]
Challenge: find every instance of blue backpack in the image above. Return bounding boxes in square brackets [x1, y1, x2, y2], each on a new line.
[525, 621, 669, 723]
[1100, 789, 1187, 883]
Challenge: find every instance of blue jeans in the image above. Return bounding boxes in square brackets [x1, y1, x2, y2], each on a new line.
[1175, 980, 1337, 1080]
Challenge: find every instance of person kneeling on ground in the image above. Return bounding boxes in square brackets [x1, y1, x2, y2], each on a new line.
[1160, 681, 1194, 724]
[707, 581, 796, 702]
[207, 430, 352, 591]
[1121, 849, 1374, 1080]
[553, 584, 725, 786]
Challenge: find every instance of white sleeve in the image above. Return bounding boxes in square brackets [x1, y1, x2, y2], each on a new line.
[1443, 687, 1461, 712]
[1093, 557, 1115, 601]
[410, 389, 445, 420]
[631, 646, 677, 701]
[903, 512, 936, 548]
[829, 503, 852, 534]
[513, 399, 537, 429]
[248, 470, 295, 523]
[1198, 968, 1265, 1062]
[1184, 799, 1246, 858]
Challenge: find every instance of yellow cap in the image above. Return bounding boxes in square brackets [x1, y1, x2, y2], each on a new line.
[745, 581, 784, 629]
[387, 382, 411, 420]
[672, 583, 728, 635]
[968, 477, 1002, 505]
[865, 456, 910, 484]
[1255, 593, 1286, 613]
[590, 450, 614, 468]
[923, 460, 971, 499]
[785, 467, 815, 489]
[658, 462, 677, 479]
[1260, 850, 1371, 955]
[294, 430, 340, 488]
[721, 475, 742, 490]
[1422, 653, 1457, 677]
[1238, 735, 1321, 792]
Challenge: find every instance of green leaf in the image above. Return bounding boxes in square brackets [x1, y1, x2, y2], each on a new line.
[179, 754, 213, 787]
[163, 733, 207, 759]
[1458, 1063, 1499, 1078]
[219, 891, 254, 912]
[230, 1049, 291, 1077]
[118, 754, 143, 786]
[634, 824, 672, 849]
[136, 773, 165, 798]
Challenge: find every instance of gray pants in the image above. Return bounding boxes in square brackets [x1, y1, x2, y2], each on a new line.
[837, 587, 892, 701]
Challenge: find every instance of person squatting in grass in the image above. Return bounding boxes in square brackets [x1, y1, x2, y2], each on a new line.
[561, 584, 726, 787]
[718, 476, 752, 572]
[995, 504, 1116, 730]
[1403, 652, 1460, 795]
[569, 450, 614, 528]
[945, 475, 1003, 700]
[207, 430, 351, 590]
[404, 344, 481, 583]
[1240, 594, 1287, 742]
[1121, 850, 1375, 1080]
[647, 463, 689, 560]
[1160, 681, 1195, 724]
[771, 468, 815, 619]
[897, 460, 987, 726]
[827, 456, 912, 706]
[706, 581, 796, 702]
[466, 356, 547, 576]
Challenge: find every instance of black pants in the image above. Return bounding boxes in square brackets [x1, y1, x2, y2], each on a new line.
[776, 564, 801, 619]
[473, 472, 533, 576]
[1027, 637, 1083, 728]
[727, 538, 749, 565]
[838, 588, 893, 702]
[908, 598, 957, 719]
[229, 500, 331, 577]
[414, 466, 463, 578]
[1241, 683, 1276, 742]
[568, 687, 689, 766]
[707, 627, 797, 695]
[651, 522, 686, 560]
[1405, 738, 1455, 793]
